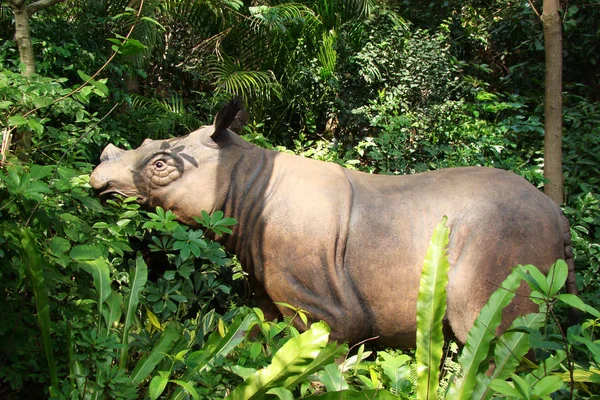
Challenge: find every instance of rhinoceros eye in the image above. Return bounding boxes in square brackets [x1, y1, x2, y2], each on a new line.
[144, 155, 182, 187]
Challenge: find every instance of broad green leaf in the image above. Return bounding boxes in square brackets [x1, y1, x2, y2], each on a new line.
[523, 351, 566, 386]
[140, 16, 166, 30]
[231, 365, 259, 380]
[570, 335, 600, 364]
[532, 375, 564, 396]
[120, 255, 148, 368]
[511, 373, 531, 398]
[487, 379, 522, 398]
[446, 266, 524, 399]
[79, 257, 112, 305]
[416, 217, 450, 400]
[283, 342, 348, 390]
[546, 260, 568, 297]
[318, 363, 349, 392]
[378, 351, 412, 394]
[170, 380, 199, 400]
[250, 341, 262, 359]
[101, 290, 123, 332]
[49, 236, 71, 255]
[226, 321, 330, 399]
[266, 387, 294, 400]
[149, 375, 169, 400]
[557, 294, 600, 318]
[21, 228, 58, 389]
[131, 322, 182, 384]
[8, 115, 27, 126]
[70, 244, 103, 261]
[30, 164, 54, 180]
[73, 360, 86, 391]
[27, 118, 44, 135]
[520, 264, 549, 296]
[472, 312, 545, 400]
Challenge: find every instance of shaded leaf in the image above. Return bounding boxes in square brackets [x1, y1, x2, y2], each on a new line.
[120, 255, 148, 368]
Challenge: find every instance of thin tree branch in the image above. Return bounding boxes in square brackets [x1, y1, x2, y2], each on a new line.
[26, 0, 66, 16]
[528, 0, 542, 19]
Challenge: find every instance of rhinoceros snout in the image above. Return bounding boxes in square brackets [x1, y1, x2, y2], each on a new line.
[90, 167, 109, 192]
[90, 144, 138, 201]
[90, 162, 137, 202]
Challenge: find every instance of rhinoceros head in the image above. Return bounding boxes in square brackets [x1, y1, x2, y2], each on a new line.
[90, 99, 248, 225]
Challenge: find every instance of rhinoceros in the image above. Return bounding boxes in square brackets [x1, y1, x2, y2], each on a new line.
[90, 99, 577, 348]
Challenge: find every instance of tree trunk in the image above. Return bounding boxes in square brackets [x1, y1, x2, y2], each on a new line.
[542, 0, 564, 204]
[11, 0, 36, 77]
[11, 0, 68, 77]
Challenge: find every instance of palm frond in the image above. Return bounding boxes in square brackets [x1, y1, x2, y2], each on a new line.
[248, 3, 320, 35]
[344, 0, 375, 19]
[209, 55, 281, 103]
[131, 94, 204, 139]
[317, 31, 337, 78]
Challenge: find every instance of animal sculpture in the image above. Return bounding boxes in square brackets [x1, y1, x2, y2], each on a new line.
[90, 99, 577, 347]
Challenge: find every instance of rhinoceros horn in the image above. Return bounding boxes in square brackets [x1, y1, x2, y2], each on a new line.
[211, 98, 243, 144]
[99, 143, 126, 162]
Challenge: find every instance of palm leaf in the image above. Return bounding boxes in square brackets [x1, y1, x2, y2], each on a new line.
[131, 94, 204, 138]
[209, 55, 281, 102]
[317, 31, 337, 78]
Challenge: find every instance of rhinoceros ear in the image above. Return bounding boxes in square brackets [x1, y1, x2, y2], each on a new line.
[211, 98, 244, 144]
[100, 143, 126, 162]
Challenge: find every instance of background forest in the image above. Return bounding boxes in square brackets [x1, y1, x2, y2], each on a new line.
[1, 0, 599, 399]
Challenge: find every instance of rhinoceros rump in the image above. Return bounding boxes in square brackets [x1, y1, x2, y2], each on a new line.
[90, 99, 577, 348]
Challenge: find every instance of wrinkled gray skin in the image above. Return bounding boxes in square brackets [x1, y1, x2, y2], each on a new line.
[90, 101, 577, 348]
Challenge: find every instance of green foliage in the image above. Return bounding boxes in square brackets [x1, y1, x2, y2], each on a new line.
[227, 321, 331, 399]
[415, 217, 450, 399]
[20, 227, 59, 390]
[1, 0, 599, 398]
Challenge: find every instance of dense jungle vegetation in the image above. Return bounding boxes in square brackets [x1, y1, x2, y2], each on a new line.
[1, 0, 599, 398]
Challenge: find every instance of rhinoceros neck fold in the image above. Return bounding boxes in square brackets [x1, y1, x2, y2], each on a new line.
[220, 147, 276, 283]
